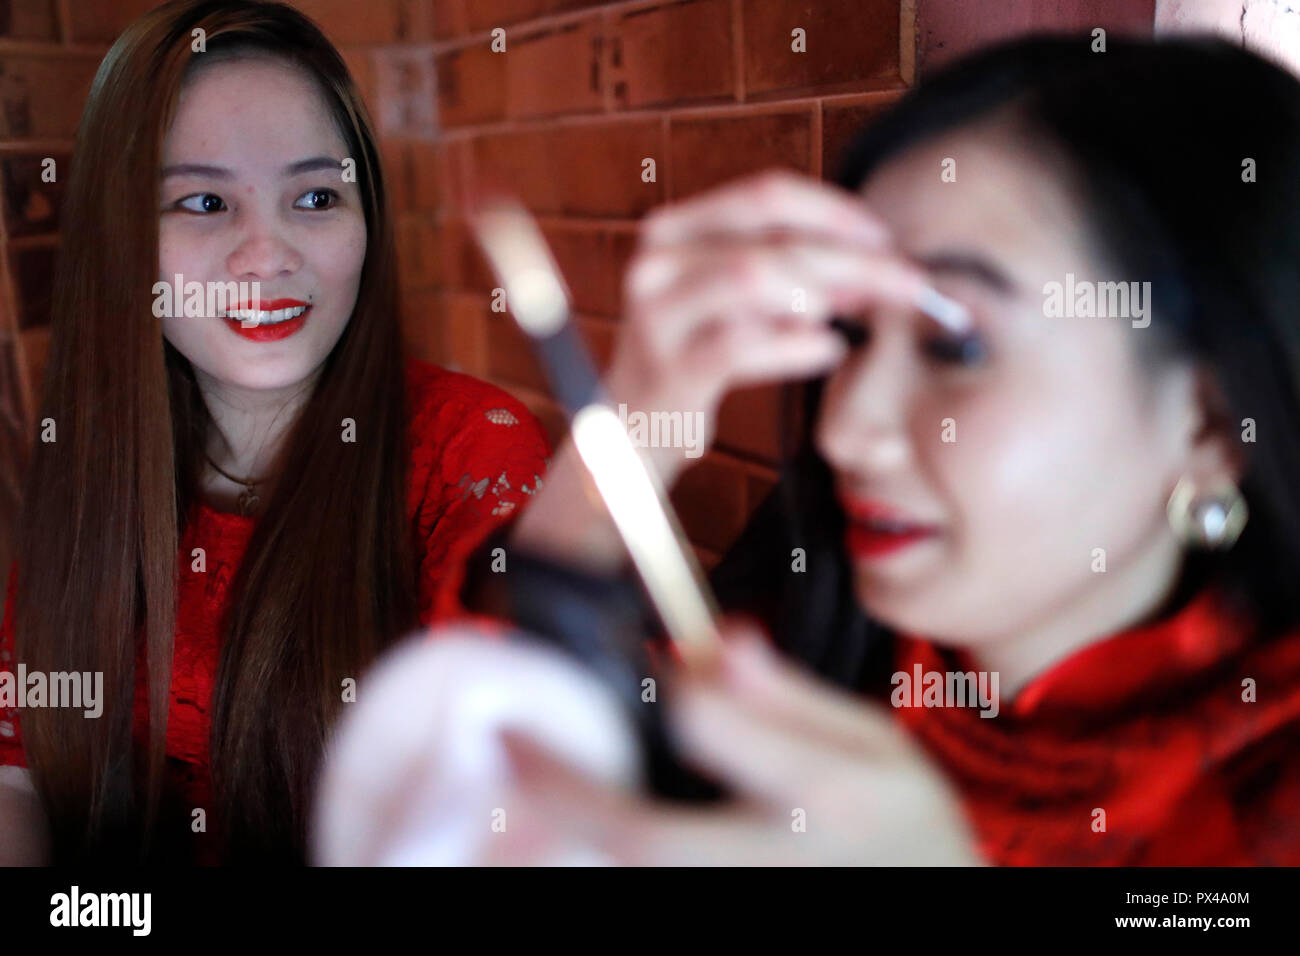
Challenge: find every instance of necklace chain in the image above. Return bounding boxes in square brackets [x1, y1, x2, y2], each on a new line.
[204, 453, 265, 517]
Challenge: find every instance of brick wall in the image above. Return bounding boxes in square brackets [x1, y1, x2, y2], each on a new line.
[0, 0, 1164, 579]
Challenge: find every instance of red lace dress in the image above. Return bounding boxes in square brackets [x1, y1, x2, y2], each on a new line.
[0, 358, 550, 861]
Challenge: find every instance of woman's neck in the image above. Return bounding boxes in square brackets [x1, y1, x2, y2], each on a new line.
[195, 367, 320, 514]
[966, 531, 1189, 699]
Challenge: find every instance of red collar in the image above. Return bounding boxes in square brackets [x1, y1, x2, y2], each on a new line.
[898, 587, 1252, 721]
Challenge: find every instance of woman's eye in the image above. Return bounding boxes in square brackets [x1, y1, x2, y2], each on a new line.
[830, 316, 870, 349]
[295, 188, 339, 210]
[924, 331, 988, 367]
[176, 193, 226, 214]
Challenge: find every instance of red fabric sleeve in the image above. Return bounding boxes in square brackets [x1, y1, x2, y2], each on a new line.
[409, 376, 552, 627]
[0, 562, 26, 768]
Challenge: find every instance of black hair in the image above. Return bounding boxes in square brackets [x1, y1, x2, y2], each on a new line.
[710, 35, 1300, 695]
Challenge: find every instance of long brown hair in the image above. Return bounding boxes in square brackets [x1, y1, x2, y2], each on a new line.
[13, 0, 417, 862]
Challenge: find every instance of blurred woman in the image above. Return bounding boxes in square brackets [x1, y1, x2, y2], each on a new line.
[466, 35, 1300, 865]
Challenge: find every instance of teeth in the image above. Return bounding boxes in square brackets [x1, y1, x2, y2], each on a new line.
[223, 305, 308, 326]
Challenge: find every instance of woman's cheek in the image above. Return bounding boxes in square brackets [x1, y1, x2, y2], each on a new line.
[934, 387, 1074, 540]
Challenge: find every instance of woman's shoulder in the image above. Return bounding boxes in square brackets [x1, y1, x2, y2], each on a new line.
[404, 358, 543, 439]
[402, 358, 551, 504]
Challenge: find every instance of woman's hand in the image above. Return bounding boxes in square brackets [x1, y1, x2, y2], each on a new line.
[606, 168, 929, 487]
[508, 169, 929, 573]
[492, 621, 986, 866]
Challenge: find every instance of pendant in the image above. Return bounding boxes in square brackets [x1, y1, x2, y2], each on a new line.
[237, 488, 260, 516]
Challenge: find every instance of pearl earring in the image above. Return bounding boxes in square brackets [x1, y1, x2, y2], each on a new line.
[1166, 475, 1248, 550]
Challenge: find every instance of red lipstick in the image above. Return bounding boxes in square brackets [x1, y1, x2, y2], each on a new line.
[221, 298, 312, 342]
[839, 494, 940, 559]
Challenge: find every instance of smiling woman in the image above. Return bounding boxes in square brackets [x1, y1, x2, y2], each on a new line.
[0, 0, 550, 865]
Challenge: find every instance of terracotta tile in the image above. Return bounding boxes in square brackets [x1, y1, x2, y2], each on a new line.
[669, 109, 812, 199]
[742, 0, 902, 98]
[0, 54, 100, 140]
[0, 0, 59, 41]
[506, 19, 603, 119]
[612, 0, 734, 110]
[1, 152, 69, 238]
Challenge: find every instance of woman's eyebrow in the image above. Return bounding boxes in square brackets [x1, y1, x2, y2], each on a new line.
[161, 156, 344, 179]
[161, 162, 232, 180]
[282, 155, 345, 176]
[916, 251, 1016, 294]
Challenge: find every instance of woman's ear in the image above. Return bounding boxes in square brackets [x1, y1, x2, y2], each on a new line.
[1178, 364, 1247, 491]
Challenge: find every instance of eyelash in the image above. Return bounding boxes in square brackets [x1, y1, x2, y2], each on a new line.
[829, 317, 989, 367]
[172, 188, 341, 214]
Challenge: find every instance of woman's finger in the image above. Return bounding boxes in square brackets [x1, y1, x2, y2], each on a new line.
[699, 629, 913, 758]
[678, 321, 848, 390]
[503, 730, 804, 866]
[638, 169, 890, 250]
[632, 243, 928, 356]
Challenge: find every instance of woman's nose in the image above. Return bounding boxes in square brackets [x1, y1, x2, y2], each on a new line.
[227, 218, 302, 280]
[816, 331, 915, 476]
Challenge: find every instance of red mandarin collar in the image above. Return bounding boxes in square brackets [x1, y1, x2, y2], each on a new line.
[899, 586, 1253, 723]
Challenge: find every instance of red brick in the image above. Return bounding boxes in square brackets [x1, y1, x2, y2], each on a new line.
[396, 213, 441, 290]
[400, 289, 445, 365]
[431, 0, 469, 39]
[669, 453, 750, 554]
[373, 48, 437, 134]
[0, 54, 99, 140]
[292, 0, 406, 46]
[64, 0, 158, 43]
[435, 42, 507, 127]
[10, 244, 56, 329]
[821, 93, 905, 182]
[487, 306, 547, 392]
[0, 0, 58, 41]
[486, 308, 612, 391]
[575, 315, 615, 370]
[466, 119, 663, 217]
[535, 225, 635, 318]
[436, 217, 498, 291]
[19, 326, 49, 411]
[744, 468, 779, 514]
[693, 544, 721, 572]
[341, 49, 377, 115]
[1, 152, 70, 238]
[384, 137, 441, 213]
[464, 0, 603, 32]
[381, 138, 412, 210]
[440, 294, 489, 376]
[395, 0, 434, 42]
[742, 0, 903, 99]
[714, 383, 800, 464]
[506, 19, 603, 119]
[669, 109, 813, 199]
[409, 140, 441, 210]
[612, 0, 735, 110]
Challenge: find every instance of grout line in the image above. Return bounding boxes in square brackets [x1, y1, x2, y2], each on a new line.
[430, 0, 669, 55]
[811, 98, 822, 180]
[55, 0, 73, 45]
[732, 0, 745, 102]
